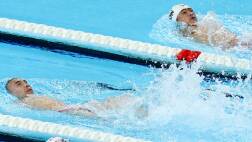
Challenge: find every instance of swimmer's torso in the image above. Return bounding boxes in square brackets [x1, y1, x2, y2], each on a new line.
[191, 25, 237, 48]
[20, 94, 141, 118]
[21, 95, 65, 111]
[181, 12, 237, 48]
[21, 95, 97, 117]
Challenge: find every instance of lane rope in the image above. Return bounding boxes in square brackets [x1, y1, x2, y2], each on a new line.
[0, 114, 148, 142]
[0, 18, 251, 75]
[0, 17, 251, 141]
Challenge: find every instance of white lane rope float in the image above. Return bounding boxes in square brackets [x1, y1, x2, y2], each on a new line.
[0, 18, 251, 77]
[0, 114, 148, 142]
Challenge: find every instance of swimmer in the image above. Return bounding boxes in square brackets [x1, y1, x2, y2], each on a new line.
[4, 77, 241, 119]
[169, 4, 252, 49]
[5, 78, 147, 118]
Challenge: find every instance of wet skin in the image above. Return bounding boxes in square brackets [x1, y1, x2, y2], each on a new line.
[6, 78, 34, 99]
[176, 8, 197, 26]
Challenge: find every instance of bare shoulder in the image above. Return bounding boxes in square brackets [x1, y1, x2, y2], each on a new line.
[22, 95, 50, 103]
[21, 95, 64, 110]
[22, 95, 39, 103]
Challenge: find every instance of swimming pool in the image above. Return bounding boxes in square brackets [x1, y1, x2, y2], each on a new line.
[1, 42, 252, 142]
[0, 0, 252, 142]
[0, 41, 157, 141]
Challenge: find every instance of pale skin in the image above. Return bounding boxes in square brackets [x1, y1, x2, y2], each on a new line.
[5, 78, 242, 119]
[5, 78, 147, 118]
[176, 8, 251, 49]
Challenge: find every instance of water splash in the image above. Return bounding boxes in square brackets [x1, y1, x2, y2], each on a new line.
[1, 65, 252, 141]
[149, 12, 252, 59]
[136, 63, 252, 141]
[83, 62, 252, 141]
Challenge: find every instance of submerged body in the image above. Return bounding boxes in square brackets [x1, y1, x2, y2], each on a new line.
[169, 4, 252, 49]
[181, 13, 237, 48]
[5, 78, 147, 118]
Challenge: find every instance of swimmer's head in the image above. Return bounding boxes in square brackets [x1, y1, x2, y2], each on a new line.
[169, 4, 197, 26]
[5, 78, 34, 99]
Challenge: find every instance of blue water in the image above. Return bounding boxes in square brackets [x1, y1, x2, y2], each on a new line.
[0, 0, 252, 142]
[0, 43, 157, 140]
[0, 0, 251, 42]
[1, 44, 252, 142]
[1, 0, 252, 58]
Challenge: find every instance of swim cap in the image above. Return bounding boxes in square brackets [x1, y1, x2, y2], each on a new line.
[169, 4, 191, 21]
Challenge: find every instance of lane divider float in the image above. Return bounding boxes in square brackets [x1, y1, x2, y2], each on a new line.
[0, 18, 251, 76]
[176, 49, 201, 63]
[0, 114, 148, 142]
[0, 17, 251, 141]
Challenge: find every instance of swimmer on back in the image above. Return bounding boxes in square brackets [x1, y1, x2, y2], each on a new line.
[5, 78, 147, 118]
[4, 77, 242, 119]
[169, 4, 252, 49]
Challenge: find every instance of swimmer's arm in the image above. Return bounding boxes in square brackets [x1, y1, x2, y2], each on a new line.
[239, 38, 252, 49]
[102, 94, 137, 109]
[212, 27, 252, 49]
[104, 94, 148, 118]
[224, 36, 252, 49]
[135, 104, 148, 118]
[211, 27, 238, 49]
[58, 105, 97, 117]
[191, 23, 239, 49]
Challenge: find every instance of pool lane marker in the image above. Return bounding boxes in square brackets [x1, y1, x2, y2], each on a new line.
[0, 17, 251, 76]
[176, 49, 201, 63]
[0, 114, 148, 142]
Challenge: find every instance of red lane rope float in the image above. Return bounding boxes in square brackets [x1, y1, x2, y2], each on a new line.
[176, 49, 201, 63]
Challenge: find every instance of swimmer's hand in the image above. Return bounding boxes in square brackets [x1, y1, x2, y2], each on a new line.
[58, 105, 97, 117]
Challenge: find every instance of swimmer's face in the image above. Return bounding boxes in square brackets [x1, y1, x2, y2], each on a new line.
[177, 8, 197, 26]
[6, 78, 34, 99]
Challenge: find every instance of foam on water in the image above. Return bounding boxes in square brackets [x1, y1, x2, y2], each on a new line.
[137, 63, 252, 141]
[147, 13, 252, 141]
[43, 63, 252, 141]
[87, 62, 252, 141]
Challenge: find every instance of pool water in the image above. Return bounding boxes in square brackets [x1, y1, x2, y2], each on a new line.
[0, 0, 252, 142]
[1, 43, 252, 142]
[0, 43, 157, 140]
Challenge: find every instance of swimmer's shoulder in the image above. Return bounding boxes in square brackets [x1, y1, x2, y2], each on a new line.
[21, 95, 65, 110]
[22, 95, 48, 103]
